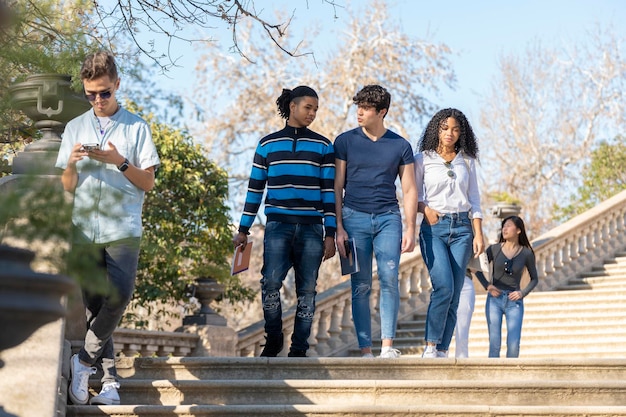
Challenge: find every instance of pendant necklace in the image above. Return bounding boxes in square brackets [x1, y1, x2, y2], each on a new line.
[95, 104, 119, 137]
[96, 116, 112, 137]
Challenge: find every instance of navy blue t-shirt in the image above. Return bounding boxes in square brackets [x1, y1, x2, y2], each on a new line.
[334, 127, 414, 214]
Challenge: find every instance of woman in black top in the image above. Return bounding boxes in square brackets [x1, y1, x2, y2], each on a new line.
[477, 215, 538, 357]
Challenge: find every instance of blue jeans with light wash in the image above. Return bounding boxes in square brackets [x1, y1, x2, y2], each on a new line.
[342, 207, 402, 349]
[261, 221, 324, 352]
[419, 212, 473, 351]
[486, 291, 524, 358]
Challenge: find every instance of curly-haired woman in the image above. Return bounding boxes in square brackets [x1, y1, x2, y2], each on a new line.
[414, 108, 485, 358]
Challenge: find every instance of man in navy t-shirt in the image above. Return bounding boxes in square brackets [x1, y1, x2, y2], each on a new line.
[334, 84, 417, 359]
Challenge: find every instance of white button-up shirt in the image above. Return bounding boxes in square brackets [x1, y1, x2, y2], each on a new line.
[414, 150, 483, 219]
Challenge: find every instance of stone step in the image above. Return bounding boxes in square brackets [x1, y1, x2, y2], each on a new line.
[583, 267, 626, 276]
[115, 357, 626, 381]
[395, 329, 626, 345]
[66, 404, 626, 417]
[399, 309, 626, 333]
[84, 378, 626, 407]
[560, 282, 626, 290]
[431, 308, 624, 323]
[395, 325, 626, 344]
[407, 339, 626, 358]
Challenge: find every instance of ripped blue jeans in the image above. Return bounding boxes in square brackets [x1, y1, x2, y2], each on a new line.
[342, 207, 402, 349]
[261, 221, 324, 352]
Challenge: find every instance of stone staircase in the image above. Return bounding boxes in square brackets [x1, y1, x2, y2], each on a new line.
[65, 251, 626, 416]
[389, 250, 626, 359]
[66, 356, 626, 416]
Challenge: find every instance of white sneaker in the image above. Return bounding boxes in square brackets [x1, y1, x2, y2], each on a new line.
[90, 382, 121, 405]
[436, 350, 449, 358]
[69, 354, 96, 405]
[379, 347, 401, 358]
[422, 345, 437, 358]
[361, 352, 375, 358]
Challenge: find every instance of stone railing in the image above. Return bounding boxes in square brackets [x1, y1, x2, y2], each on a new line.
[108, 328, 199, 357]
[235, 190, 626, 357]
[531, 190, 626, 290]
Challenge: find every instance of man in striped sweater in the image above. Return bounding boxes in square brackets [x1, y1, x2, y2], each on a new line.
[233, 86, 336, 357]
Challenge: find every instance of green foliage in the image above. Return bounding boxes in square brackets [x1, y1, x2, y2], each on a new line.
[0, 0, 96, 83]
[0, 174, 109, 294]
[126, 102, 253, 327]
[553, 138, 626, 222]
[488, 191, 522, 206]
[0, 0, 100, 172]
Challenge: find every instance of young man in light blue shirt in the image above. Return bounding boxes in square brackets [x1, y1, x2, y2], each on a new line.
[55, 51, 160, 406]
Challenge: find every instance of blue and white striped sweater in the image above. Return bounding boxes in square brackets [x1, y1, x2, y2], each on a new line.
[238, 125, 336, 237]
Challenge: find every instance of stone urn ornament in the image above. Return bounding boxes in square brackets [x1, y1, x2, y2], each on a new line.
[8, 73, 90, 175]
[491, 202, 522, 220]
[182, 277, 227, 326]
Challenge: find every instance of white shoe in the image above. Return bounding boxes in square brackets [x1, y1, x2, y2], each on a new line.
[90, 382, 121, 405]
[379, 347, 401, 358]
[436, 350, 449, 358]
[422, 346, 437, 358]
[361, 352, 375, 358]
[69, 354, 96, 405]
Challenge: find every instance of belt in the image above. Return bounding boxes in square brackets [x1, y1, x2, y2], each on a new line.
[438, 212, 470, 219]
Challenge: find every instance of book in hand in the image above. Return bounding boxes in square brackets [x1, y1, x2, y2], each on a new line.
[340, 238, 359, 275]
[231, 242, 253, 276]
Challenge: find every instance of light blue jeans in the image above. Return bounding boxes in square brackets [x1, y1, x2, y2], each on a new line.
[261, 221, 324, 352]
[486, 290, 524, 358]
[342, 207, 402, 349]
[419, 212, 473, 351]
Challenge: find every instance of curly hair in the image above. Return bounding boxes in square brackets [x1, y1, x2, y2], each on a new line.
[275, 85, 318, 119]
[418, 108, 479, 160]
[80, 51, 118, 81]
[352, 85, 391, 115]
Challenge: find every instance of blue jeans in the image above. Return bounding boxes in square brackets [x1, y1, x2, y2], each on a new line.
[419, 212, 473, 351]
[486, 291, 524, 358]
[75, 237, 140, 384]
[342, 207, 402, 349]
[261, 221, 324, 352]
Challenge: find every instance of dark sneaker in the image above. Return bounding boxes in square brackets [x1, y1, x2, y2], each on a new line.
[260, 333, 284, 357]
[287, 349, 307, 357]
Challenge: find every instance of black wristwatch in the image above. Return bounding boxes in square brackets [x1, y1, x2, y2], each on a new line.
[117, 158, 130, 172]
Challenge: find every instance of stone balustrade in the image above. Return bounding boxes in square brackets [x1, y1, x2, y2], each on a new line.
[109, 190, 626, 358]
[110, 328, 199, 357]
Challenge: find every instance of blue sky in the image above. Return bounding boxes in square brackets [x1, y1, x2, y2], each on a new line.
[147, 0, 626, 126]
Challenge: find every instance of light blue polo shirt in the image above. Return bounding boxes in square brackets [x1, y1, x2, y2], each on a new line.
[55, 107, 160, 244]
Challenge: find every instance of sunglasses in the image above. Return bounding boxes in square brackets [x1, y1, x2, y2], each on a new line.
[504, 260, 513, 275]
[85, 90, 112, 102]
[444, 161, 455, 178]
